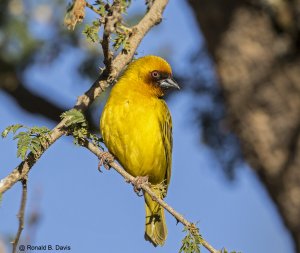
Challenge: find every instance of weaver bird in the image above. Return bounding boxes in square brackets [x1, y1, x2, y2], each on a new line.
[100, 55, 179, 246]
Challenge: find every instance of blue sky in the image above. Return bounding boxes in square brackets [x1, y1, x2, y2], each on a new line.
[0, 1, 295, 253]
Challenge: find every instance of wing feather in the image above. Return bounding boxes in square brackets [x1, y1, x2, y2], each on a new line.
[159, 101, 172, 192]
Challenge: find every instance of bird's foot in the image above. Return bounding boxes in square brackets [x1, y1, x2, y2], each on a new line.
[133, 176, 149, 196]
[98, 152, 114, 172]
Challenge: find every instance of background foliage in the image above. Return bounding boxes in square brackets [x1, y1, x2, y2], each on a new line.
[1, 0, 299, 252]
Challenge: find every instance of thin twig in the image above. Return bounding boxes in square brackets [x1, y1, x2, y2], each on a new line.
[0, 0, 169, 195]
[85, 1, 102, 15]
[101, 1, 122, 71]
[83, 140, 221, 253]
[12, 177, 28, 253]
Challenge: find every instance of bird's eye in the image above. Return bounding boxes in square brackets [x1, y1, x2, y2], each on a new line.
[151, 71, 160, 79]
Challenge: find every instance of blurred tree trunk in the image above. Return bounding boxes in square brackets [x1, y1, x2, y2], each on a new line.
[188, 0, 300, 252]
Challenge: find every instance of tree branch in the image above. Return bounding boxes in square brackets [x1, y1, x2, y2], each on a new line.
[0, 0, 169, 195]
[83, 140, 221, 253]
[11, 177, 28, 253]
[101, 1, 122, 71]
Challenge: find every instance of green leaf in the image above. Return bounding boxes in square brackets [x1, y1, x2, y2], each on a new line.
[82, 20, 101, 43]
[2, 124, 50, 160]
[12, 124, 23, 133]
[17, 144, 29, 160]
[89, 133, 104, 150]
[1, 124, 23, 138]
[17, 134, 30, 160]
[1, 129, 9, 138]
[31, 138, 42, 154]
[113, 30, 130, 52]
[120, 0, 131, 12]
[60, 109, 98, 146]
[221, 248, 241, 253]
[179, 225, 202, 253]
[98, 4, 106, 16]
[61, 109, 87, 127]
[13, 131, 27, 140]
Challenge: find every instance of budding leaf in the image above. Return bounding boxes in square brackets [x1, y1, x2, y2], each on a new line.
[61, 109, 87, 127]
[179, 225, 202, 253]
[1, 124, 23, 138]
[2, 124, 51, 160]
[83, 20, 101, 43]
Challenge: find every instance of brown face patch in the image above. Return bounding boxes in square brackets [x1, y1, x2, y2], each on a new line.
[149, 70, 171, 84]
[139, 70, 171, 98]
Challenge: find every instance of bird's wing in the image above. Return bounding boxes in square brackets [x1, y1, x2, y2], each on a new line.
[160, 101, 173, 192]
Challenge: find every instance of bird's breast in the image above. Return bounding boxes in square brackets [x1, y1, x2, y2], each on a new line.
[100, 95, 168, 184]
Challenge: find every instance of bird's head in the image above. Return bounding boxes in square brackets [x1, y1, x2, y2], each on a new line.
[123, 55, 180, 97]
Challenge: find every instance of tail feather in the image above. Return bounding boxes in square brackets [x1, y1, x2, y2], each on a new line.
[144, 191, 167, 246]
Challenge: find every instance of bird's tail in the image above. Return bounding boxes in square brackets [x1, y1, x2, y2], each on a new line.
[144, 189, 167, 246]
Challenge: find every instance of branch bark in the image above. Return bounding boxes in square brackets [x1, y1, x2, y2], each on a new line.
[0, 0, 169, 195]
[11, 178, 27, 253]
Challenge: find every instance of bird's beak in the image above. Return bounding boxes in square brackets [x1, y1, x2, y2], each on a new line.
[159, 78, 180, 90]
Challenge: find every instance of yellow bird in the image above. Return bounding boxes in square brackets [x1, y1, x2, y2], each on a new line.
[100, 55, 179, 246]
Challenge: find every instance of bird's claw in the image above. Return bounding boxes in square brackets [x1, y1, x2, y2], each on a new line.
[98, 152, 114, 172]
[133, 176, 149, 196]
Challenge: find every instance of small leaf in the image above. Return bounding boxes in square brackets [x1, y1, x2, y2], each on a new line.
[31, 138, 42, 154]
[12, 124, 23, 134]
[98, 4, 106, 16]
[1, 124, 23, 138]
[2, 124, 50, 160]
[1, 129, 9, 138]
[83, 22, 101, 43]
[13, 132, 27, 140]
[16, 133, 30, 159]
[17, 144, 29, 160]
[61, 109, 86, 127]
[179, 225, 202, 253]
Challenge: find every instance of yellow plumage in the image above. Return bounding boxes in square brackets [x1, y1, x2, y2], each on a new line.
[100, 55, 179, 246]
